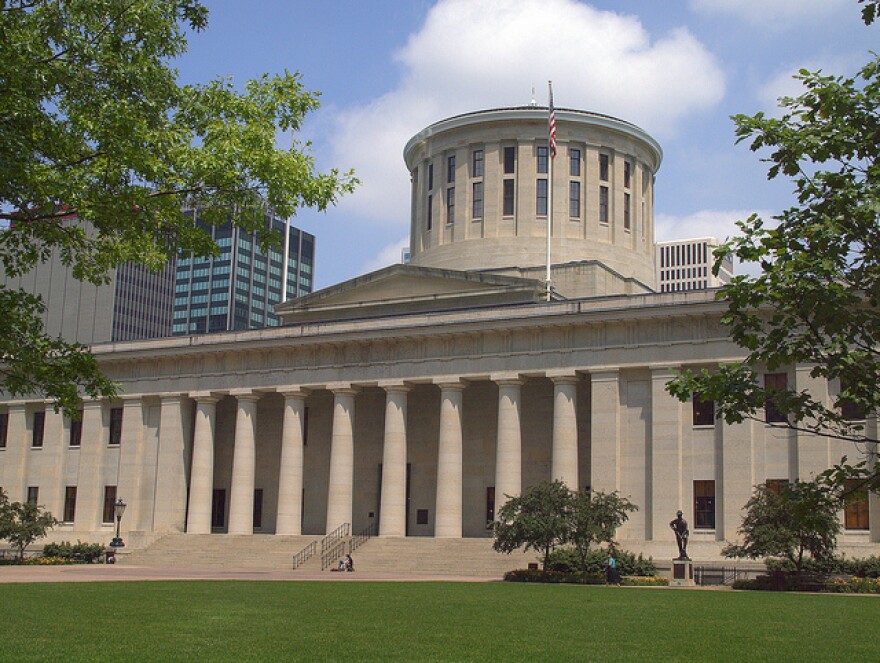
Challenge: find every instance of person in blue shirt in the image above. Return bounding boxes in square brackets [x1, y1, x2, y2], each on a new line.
[605, 553, 621, 586]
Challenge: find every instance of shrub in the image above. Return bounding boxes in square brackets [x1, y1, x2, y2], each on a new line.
[547, 548, 657, 576]
[42, 540, 105, 563]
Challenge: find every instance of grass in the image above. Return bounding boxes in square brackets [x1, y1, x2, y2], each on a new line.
[1, 581, 877, 662]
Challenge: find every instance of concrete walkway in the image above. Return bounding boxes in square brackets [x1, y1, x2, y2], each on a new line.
[0, 564, 501, 584]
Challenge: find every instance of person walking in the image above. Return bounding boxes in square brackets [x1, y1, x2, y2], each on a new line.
[605, 553, 621, 586]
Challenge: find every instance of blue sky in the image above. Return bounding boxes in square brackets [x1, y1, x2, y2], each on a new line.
[177, 0, 876, 289]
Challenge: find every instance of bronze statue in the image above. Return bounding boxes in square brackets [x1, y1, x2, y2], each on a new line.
[669, 510, 690, 560]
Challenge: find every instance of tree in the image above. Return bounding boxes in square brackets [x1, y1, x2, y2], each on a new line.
[0, 1, 356, 415]
[667, 5, 880, 491]
[567, 489, 637, 574]
[0, 490, 59, 560]
[722, 481, 840, 573]
[493, 480, 571, 571]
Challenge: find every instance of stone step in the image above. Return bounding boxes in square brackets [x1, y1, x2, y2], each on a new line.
[118, 533, 539, 576]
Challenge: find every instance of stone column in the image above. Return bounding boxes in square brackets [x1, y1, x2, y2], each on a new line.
[186, 394, 219, 534]
[74, 400, 106, 533]
[435, 381, 465, 538]
[379, 385, 409, 537]
[326, 388, 357, 533]
[117, 396, 146, 535]
[494, 378, 523, 511]
[650, 367, 682, 542]
[153, 394, 189, 533]
[276, 389, 308, 536]
[40, 405, 66, 517]
[590, 371, 621, 493]
[1, 403, 29, 502]
[551, 375, 580, 489]
[793, 363, 831, 480]
[228, 392, 259, 535]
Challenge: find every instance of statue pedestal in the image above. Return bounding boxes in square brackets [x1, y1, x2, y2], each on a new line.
[670, 559, 695, 587]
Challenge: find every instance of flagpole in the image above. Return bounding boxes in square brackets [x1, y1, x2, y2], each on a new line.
[546, 81, 555, 302]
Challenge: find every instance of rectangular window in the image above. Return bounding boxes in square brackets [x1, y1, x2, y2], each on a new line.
[766, 479, 789, 495]
[109, 407, 123, 446]
[503, 146, 516, 174]
[844, 479, 870, 530]
[569, 181, 581, 218]
[426, 194, 433, 231]
[472, 149, 484, 177]
[624, 161, 631, 188]
[599, 186, 609, 224]
[536, 178, 548, 215]
[0, 412, 7, 448]
[27, 486, 39, 505]
[486, 486, 495, 525]
[447, 154, 456, 184]
[694, 480, 716, 529]
[569, 148, 581, 176]
[624, 193, 631, 230]
[599, 153, 609, 181]
[840, 380, 866, 421]
[63, 486, 77, 523]
[428, 163, 434, 190]
[537, 146, 549, 174]
[764, 373, 787, 423]
[32, 411, 45, 448]
[102, 485, 117, 524]
[253, 488, 264, 529]
[416, 509, 429, 525]
[692, 394, 715, 426]
[472, 182, 483, 219]
[503, 179, 515, 216]
[69, 412, 83, 447]
[446, 187, 455, 224]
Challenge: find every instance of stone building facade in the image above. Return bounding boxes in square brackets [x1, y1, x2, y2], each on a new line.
[0, 107, 876, 559]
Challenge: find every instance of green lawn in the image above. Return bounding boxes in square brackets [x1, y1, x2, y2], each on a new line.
[1, 581, 876, 662]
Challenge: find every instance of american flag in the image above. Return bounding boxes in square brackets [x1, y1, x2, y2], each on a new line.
[548, 82, 557, 159]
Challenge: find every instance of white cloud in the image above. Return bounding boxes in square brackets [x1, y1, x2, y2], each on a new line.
[360, 236, 410, 274]
[326, 0, 725, 232]
[655, 208, 777, 243]
[756, 53, 868, 114]
[689, 0, 849, 26]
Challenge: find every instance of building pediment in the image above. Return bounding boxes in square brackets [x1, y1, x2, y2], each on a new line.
[274, 264, 551, 324]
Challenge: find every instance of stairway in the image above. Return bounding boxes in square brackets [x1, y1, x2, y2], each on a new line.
[119, 534, 321, 569]
[118, 533, 538, 577]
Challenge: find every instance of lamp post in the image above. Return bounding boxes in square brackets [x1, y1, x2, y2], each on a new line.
[109, 498, 127, 548]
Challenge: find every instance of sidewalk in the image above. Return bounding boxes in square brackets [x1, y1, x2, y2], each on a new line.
[0, 564, 499, 584]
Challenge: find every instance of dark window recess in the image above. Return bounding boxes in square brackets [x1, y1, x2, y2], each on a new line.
[109, 407, 123, 445]
[27, 486, 39, 505]
[32, 411, 45, 448]
[503, 146, 516, 174]
[503, 180, 515, 216]
[694, 480, 715, 529]
[69, 412, 83, 447]
[844, 479, 869, 530]
[253, 488, 264, 529]
[692, 394, 715, 426]
[63, 486, 77, 522]
[486, 487, 495, 525]
[764, 373, 787, 423]
[0, 412, 7, 448]
[416, 509, 429, 525]
[599, 153, 609, 181]
[102, 485, 117, 524]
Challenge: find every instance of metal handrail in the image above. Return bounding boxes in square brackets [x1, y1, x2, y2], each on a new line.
[291, 541, 317, 570]
[348, 521, 376, 555]
[321, 540, 348, 571]
[320, 523, 350, 554]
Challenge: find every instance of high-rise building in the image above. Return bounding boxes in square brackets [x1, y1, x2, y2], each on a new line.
[655, 237, 733, 293]
[172, 209, 315, 335]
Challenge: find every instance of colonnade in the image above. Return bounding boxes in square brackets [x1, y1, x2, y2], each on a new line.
[183, 372, 583, 537]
